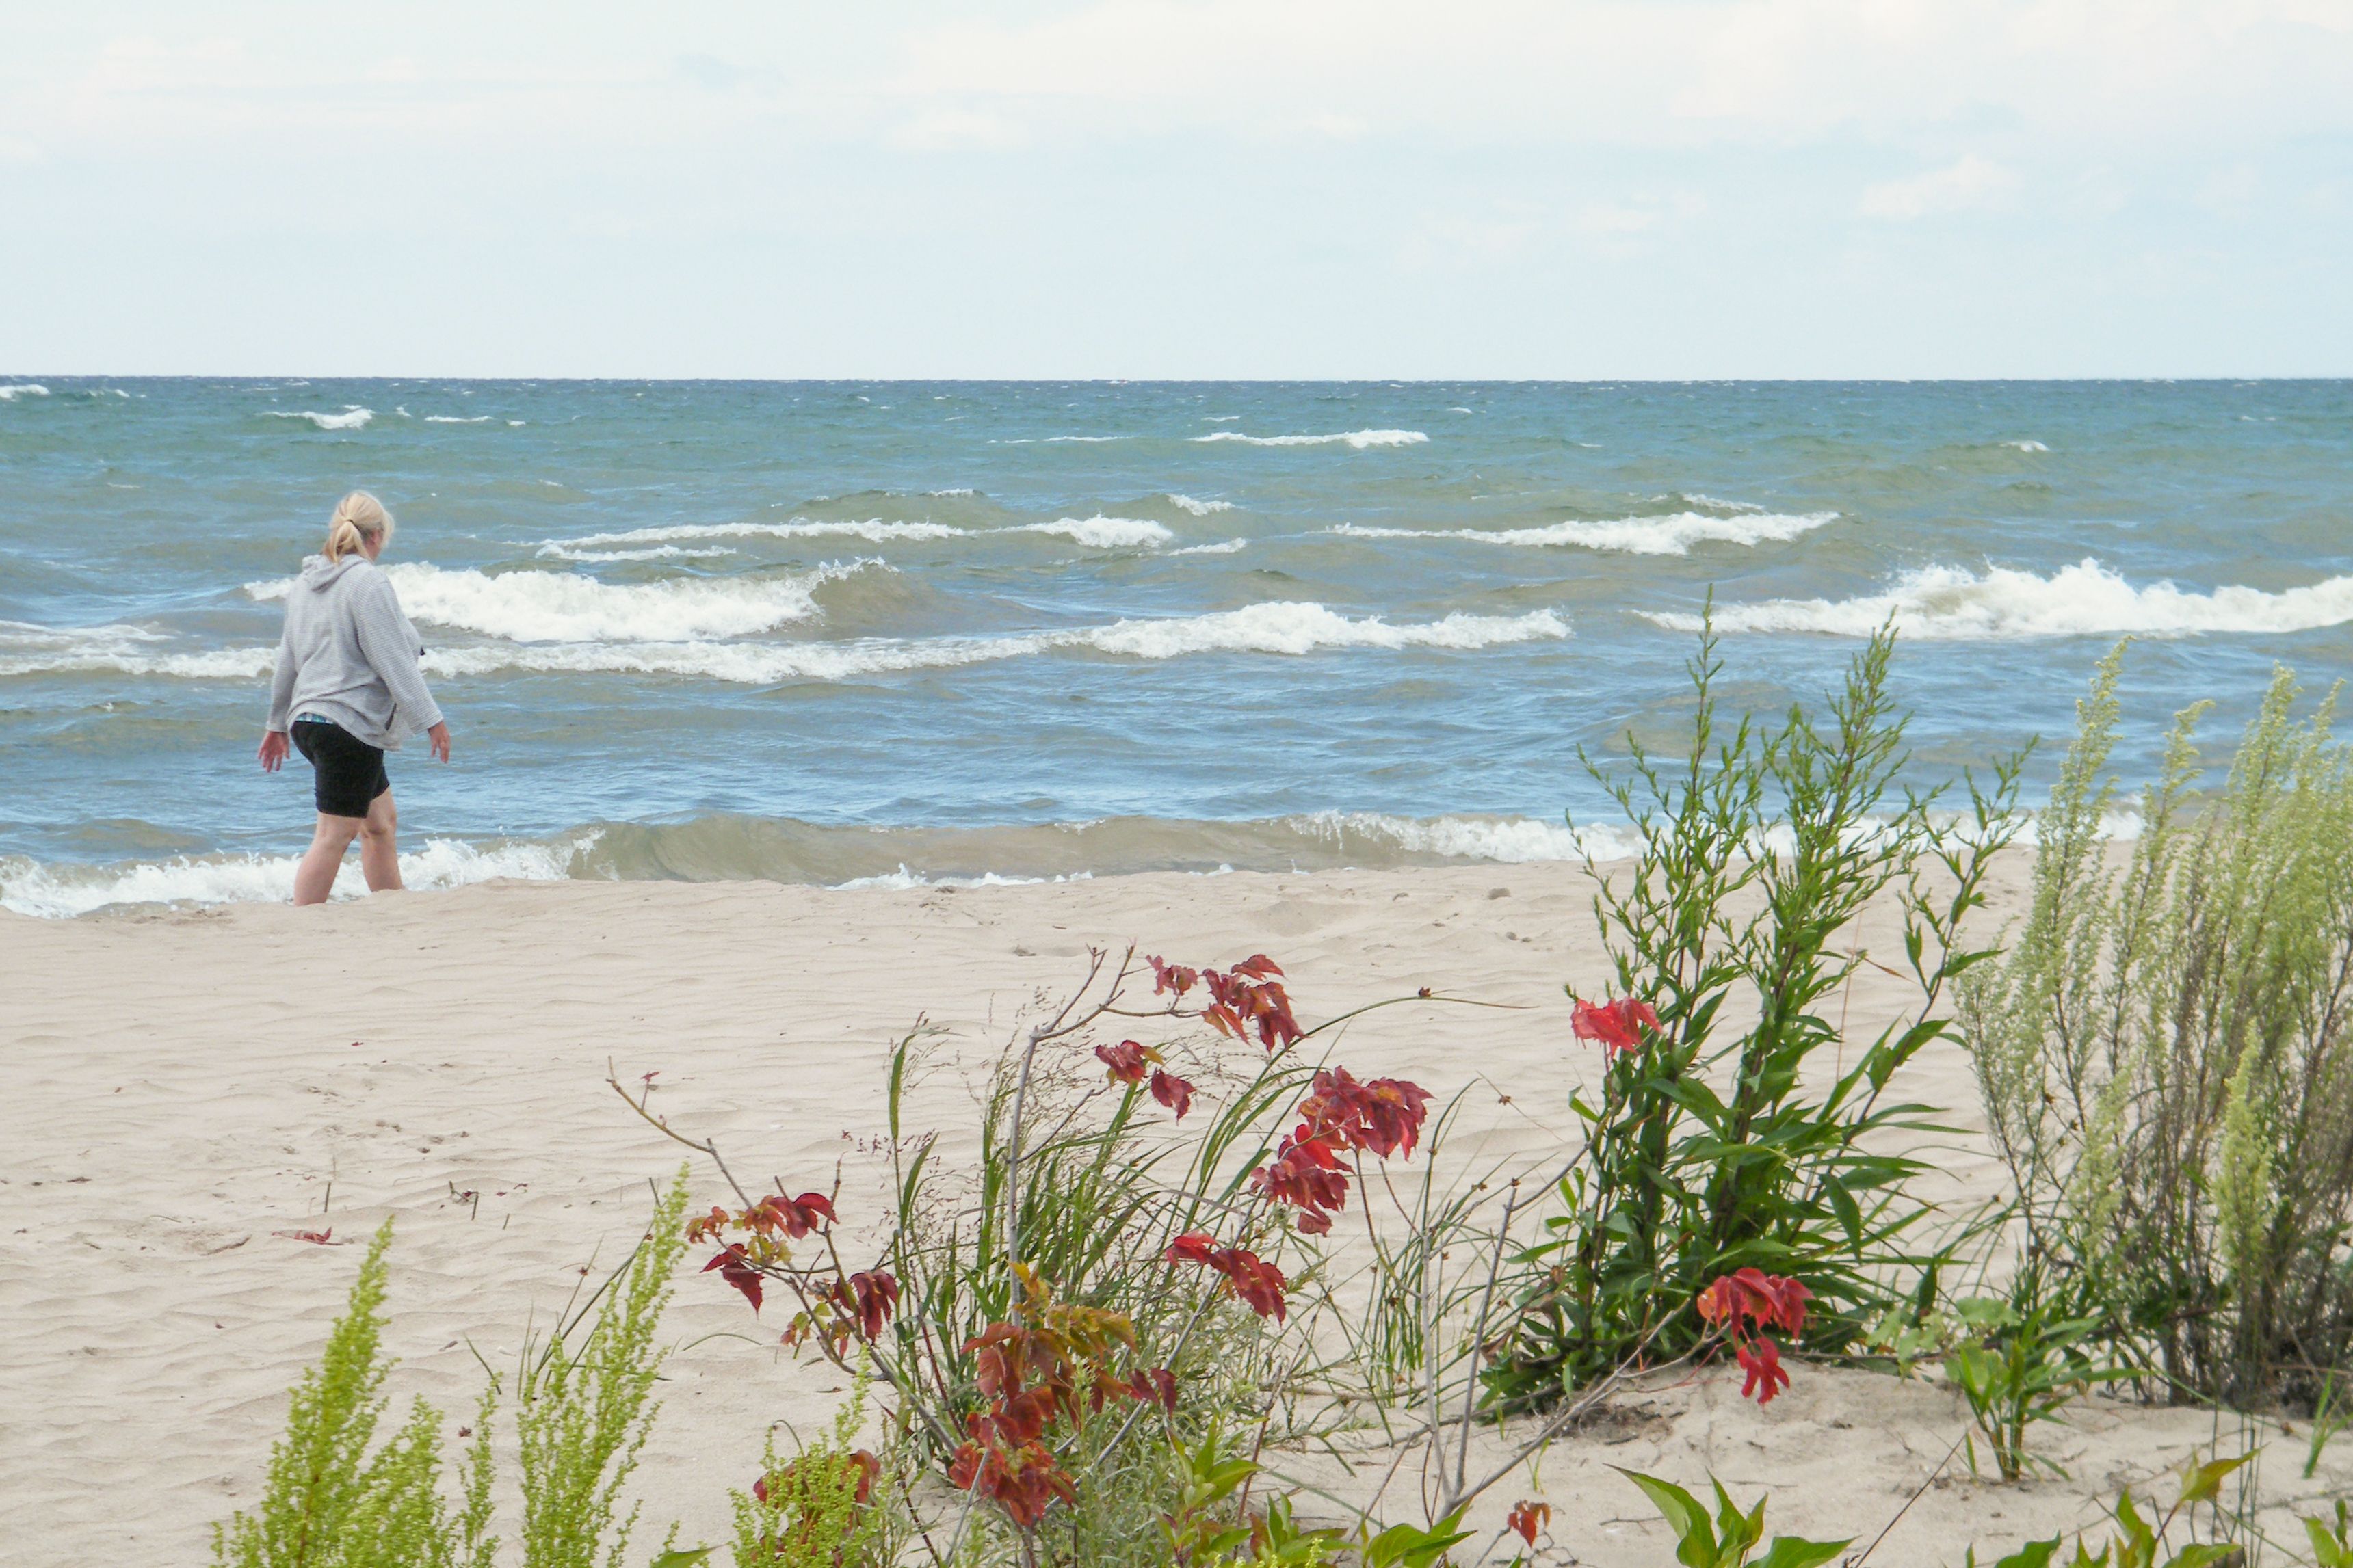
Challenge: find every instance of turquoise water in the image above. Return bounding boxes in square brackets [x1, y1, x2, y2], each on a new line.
[1, 378, 2347, 914]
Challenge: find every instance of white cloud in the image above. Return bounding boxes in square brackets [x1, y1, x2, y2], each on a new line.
[1860, 155, 2021, 219]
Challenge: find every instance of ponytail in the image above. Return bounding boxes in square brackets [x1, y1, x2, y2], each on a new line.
[322, 490, 394, 563]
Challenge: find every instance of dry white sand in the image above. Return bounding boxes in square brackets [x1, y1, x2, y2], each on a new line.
[3, 865, 2343, 1565]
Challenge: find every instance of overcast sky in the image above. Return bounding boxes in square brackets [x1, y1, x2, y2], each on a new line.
[3, 2, 2349, 378]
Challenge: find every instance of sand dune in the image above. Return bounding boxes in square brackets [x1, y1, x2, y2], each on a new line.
[2, 866, 2341, 1565]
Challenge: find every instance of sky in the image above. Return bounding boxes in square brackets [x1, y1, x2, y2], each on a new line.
[3, 2, 2350, 379]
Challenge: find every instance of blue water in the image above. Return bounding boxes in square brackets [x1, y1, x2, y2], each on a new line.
[2, 378, 2348, 913]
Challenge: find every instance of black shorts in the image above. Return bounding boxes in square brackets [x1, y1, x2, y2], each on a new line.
[291, 718, 391, 819]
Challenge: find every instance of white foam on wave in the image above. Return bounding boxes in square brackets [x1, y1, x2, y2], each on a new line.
[830, 865, 1093, 892]
[927, 488, 976, 496]
[537, 544, 739, 564]
[1290, 810, 1640, 864]
[543, 520, 965, 553]
[1167, 494, 1236, 516]
[0, 383, 50, 400]
[414, 603, 1568, 685]
[1650, 557, 2353, 640]
[1194, 429, 1428, 449]
[246, 560, 882, 643]
[0, 835, 589, 918]
[0, 618, 274, 679]
[2006, 440, 2049, 452]
[1169, 539, 1248, 556]
[265, 406, 373, 430]
[1017, 516, 1174, 548]
[1330, 510, 1837, 556]
[541, 516, 1176, 554]
[425, 414, 494, 424]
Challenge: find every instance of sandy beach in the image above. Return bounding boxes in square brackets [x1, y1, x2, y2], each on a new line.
[5, 864, 2343, 1565]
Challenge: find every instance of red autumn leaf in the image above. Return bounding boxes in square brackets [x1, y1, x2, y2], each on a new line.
[1572, 996, 1660, 1055]
[1148, 1068, 1194, 1120]
[685, 1205, 731, 1244]
[1298, 1067, 1432, 1160]
[1094, 1039, 1159, 1084]
[849, 1449, 879, 1504]
[1165, 1232, 1219, 1266]
[1507, 1500, 1551, 1546]
[744, 1191, 835, 1239]
[702, 1243, 765, 1312]
[1294, 1209, 1332, 1236]
[1147, 955, 1200, 998]
[1696, 1267, 1811, 1338]
[1252, 1129, 1350, 1216]
[1221, 1251, 1289, 1322]
[1736, 1335, 1791, 1403]
[1128, 1366, 1179, 1411]
[847, 1269, 900, 1339]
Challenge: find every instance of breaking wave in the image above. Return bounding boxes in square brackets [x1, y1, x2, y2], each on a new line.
[1193, 429, 1428, 449]
[1651, 558, 2353, 640]
[0, 383, 50, 401]
[246, 561, 882, 643]
[1329, 510, 1837, 556]
[263, 407, 374, 430]
[1168, 494, 1236, 515]
[1016, 516, 1173, 548]
[0, 836, 589, 918]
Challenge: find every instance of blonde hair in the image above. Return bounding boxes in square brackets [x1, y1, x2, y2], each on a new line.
[322, 490, 395, 563]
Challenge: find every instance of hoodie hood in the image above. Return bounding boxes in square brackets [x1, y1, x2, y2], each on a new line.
[298, 553, 367, 590]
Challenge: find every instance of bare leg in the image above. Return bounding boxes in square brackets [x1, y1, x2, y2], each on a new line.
[293, 814, 363, 905]
[358, 790, 402, 892]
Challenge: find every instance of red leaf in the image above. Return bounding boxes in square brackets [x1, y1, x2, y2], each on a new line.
[1148, 1069, 1194, 1120]
[1294, 1209, 1332, 1236]
[1572, 996, 1659, 1056]
[848, 1269, 900, 1339]
[1737, 1335, 1791, 1404]
[1507, 1500, 1551, 1546]
[1094, 1039, 1158, 1085]
[1165, 1232, 1219, 1266]
[702, 1243, 765, 1312]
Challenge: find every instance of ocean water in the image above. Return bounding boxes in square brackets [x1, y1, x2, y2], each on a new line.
[2, 379, 2348, 916]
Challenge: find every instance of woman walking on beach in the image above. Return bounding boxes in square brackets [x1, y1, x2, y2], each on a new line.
[257, 491, 451, 905]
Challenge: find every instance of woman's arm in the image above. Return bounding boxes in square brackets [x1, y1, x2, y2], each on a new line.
[260, 622, 297, 769]
[350, 572, 447, 740]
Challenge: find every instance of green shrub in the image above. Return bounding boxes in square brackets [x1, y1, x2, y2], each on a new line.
[1493, 620, 2021, 1403]
[1960, 645, 2353, 1408]
[212, 1218, 476, 1568]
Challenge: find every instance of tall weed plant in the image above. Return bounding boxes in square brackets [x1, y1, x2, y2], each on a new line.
[1961, 643, 2353, 1409]
[1494, 620, 2021, 1402]
[214, 1173, 693, 1568]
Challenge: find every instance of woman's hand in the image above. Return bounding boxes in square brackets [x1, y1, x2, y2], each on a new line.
[428, 721, 451, 762]
[258, 730, 290, 771]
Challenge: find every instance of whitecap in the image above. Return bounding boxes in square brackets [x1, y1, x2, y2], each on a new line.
[926, 488, 976, 496]
[1193, 429, 1428, 449]
[1648, 558, 2353, 640]
[540, 520, 968, 553]
[246, 559, 882, 643]
[1168, 539, 1248, 556]
[1328, 510, 1836, 556]
[0, 383, 53, 400]
[0, 835, 589, 918]
[412, 603, 1566, 685]
[264, 406, 373, 431]
[424, 414, 494, 424]
[2005, 440, 2049, 452]
[1016, 516, 1174, 549]
[536, 544, 739, 564]
[1287, 810, 1641, 865]
[1166, 494, 1235, 516]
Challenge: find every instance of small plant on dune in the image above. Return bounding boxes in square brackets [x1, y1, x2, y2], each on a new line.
[1943, 1267, 2124, 1481]
[1961, 644, 2353, 1411]
[1964, 1450, 2257, 1568]
[513, 1171, 693, 1568]
[1614, 1467, 1848, 1568]
[1495, 617, 2023, 1405]
[731, 1362, 889, 1568]
[213, 1176, 694, 1568]
[213, 1217, 490, 1568]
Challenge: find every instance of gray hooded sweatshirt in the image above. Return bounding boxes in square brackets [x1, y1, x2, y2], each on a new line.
[265, 555, 444, 749]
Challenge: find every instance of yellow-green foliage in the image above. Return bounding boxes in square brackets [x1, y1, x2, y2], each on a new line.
[1962, 646, 2353, 1406]
[516, 1170, 693, 1568]
[731, 1372, 887, 1568]
[212, 1219, 468, 1568]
